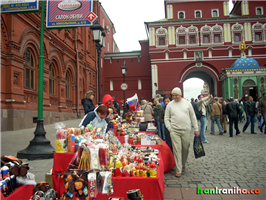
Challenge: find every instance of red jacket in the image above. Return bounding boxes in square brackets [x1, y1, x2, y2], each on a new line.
[102, 94, 113, 108]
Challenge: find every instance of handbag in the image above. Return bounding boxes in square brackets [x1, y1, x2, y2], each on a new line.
[139, 122, 148, 131]
[193, 136, 205, 159]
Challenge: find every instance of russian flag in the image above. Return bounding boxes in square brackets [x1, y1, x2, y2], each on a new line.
[126, 93, 138, 105]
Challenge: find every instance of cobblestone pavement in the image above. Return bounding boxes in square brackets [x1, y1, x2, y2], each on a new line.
[164, 119, 266, 200]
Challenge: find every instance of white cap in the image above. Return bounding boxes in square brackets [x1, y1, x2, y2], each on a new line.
[172, 87, 182, 96]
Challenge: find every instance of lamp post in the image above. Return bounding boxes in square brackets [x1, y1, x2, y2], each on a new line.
[17, 0, 54, 160]
[121, 63, 127, 119]
[90, 22, 106, 105]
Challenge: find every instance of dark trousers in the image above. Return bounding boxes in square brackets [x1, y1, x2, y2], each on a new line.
[164, 126, 173, 153]
[229, 117, 240, 137]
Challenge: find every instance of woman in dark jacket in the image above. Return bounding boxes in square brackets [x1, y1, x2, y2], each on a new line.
[81, 90, 96, 115]
[159, 94, 173, 152]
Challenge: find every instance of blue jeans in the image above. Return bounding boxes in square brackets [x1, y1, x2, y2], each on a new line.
[211, 115, 224, 133]
[156, 116, 165, 140]
[243, 115, 256, 133]
[199, 116, 207, 142]
[239, 113, 243, 122]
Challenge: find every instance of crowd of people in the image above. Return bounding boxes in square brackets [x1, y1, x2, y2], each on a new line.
[80, 89, 266, 178]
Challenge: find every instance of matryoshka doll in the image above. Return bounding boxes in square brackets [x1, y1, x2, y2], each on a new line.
[150, 162, 157, 178]
[135, 166, 140, 177]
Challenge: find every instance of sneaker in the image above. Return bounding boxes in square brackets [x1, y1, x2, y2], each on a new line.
[182, 167, 186, 172]
[224, 131, 227, 133]
[219, 132, 223, 135]
[175, 173, 181, 178]
[210, 133, 214, 135]
[202, 140, 209, 143]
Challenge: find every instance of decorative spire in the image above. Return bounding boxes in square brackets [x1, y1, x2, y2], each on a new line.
[239, 40, 246, 58]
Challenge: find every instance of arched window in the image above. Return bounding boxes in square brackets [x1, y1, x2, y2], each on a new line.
[23, 48, 35, 90]
[212, 24, 224, 44]
[200, 25, 211, 45]
[156, 26, 168, 48]
[252, 22, 264, 43]
[65, 71, 70, 99]
[176, 26, 187, 46]
[178, 11, 185, 19]
[49, 63, 56, 95]
[187, 25, 199, 46]
[195, 10, 202, 18]
[212, 10, 218, 17]
[256, 7, 263, 15]
[231, 23, 244, 44]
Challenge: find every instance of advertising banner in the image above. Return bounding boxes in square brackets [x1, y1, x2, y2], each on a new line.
[1, 0, 39, 13]
[46, 0, 97, 28]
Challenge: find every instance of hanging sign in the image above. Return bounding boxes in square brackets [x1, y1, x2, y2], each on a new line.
[1, 0, 39, 13]
[46, 0, 97, 28]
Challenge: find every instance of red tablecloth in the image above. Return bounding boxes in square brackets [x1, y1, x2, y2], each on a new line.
[0, 185, 34, 200]
[52, 152, 165, 200]
[134, 141, 175, 172]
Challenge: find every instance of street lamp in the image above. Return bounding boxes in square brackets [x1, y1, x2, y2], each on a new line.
[121, 62, 127, 119]
[90, 22, 106, 105]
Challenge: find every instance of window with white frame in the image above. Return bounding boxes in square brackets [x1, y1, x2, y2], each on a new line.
[231, 23, 244, 44]
[200, 25, 211, 45]
[212, 24, 224, 44]
[110, 80, 113, 91]
[187, 25, 199, 45]
[138, 79, 142, 90]
[211, 9, 219, 17]
[178, 11, 185, 19]
[156, 27, 168, 48]
[256, 7, 263, 15]
[252, 22, 264, 43]
[195, 10, 202, 18]
[176, 26, 187, 46]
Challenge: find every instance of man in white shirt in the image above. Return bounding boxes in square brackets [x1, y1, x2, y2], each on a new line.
[165, 87, 199, 178]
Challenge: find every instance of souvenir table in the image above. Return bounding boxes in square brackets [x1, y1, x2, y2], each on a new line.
[0, 185, 34, 200]
[116, 132, 175, 173]
[52, 152, 165, 200]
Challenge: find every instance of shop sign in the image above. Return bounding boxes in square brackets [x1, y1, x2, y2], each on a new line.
[1, 0, 39, 13]
[46, 0, 97, 28]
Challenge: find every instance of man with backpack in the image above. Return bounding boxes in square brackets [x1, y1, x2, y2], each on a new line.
[195, 94, 213, 143]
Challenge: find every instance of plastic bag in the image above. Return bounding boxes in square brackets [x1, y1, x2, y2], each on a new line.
[193, 136, 205, 159]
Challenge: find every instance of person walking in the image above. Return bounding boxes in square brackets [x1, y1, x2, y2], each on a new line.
[197, 94, 213, 143]
[226, 97, 240, 137]
[140, 100, 153, 123]
[239, 101, 244, 123]
[243, 96, 257, 134]
[159, 94, 172, 151]
[258, 93, 266, 134]
[164, 87, 199, 178]
[210, 97, 224, 135]
[219, 98, 227, 134]
[81, 90, 96, 115]
[154, 99, 165, 140]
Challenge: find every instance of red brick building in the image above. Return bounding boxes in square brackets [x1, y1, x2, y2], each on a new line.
[1, 1, 117, 131]
[144, 0, 266, 98]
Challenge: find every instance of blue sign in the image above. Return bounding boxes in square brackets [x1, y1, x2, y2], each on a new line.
[1, 0, 39, 13]
[46, 0, 96, 28]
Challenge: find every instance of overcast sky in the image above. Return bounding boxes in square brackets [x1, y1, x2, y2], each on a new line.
[100, 0, 233, 100]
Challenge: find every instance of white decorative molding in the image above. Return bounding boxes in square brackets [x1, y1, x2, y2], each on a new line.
[6, 99, 15, 102]
[231, 22, 244, 44]
[156, 26, 168, 48]
[252, 22, 265, 43]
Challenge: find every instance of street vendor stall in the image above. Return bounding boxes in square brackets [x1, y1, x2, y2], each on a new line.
[52, 152, 165, 199]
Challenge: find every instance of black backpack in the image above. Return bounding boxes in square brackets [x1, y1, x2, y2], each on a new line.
[193, 103, 203, 120]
